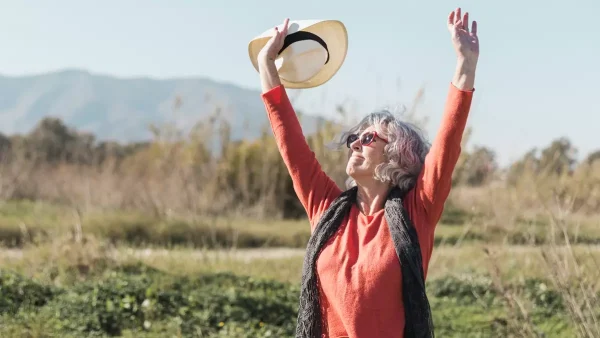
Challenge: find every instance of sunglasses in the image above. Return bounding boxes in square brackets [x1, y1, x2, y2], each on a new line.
[346, 131, 388, 148]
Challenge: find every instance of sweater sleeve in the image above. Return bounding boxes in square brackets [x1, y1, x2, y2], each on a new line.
[261, 85, 342, 230]
[414, 83, 474, 226]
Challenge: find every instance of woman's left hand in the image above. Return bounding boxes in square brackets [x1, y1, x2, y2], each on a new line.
[448, 8, 479, 65]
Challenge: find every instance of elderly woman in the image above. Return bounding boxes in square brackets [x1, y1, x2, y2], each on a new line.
[257, 8, 479, 338]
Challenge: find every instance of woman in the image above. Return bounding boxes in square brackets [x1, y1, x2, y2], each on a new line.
[257, 8, 479, 338]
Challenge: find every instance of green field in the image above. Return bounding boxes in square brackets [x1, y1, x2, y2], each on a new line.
[0, 199, 599, 338]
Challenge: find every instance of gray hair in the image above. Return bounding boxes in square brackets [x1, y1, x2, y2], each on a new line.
[330, 110, 431, 191]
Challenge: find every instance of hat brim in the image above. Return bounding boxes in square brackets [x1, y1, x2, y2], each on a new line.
[248, 20, 348, 89]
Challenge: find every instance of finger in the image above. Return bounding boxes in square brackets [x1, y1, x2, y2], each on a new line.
[266, 28, 279, 46]
[282, 18, 290, 35]
[463, 12, 469, 32]
[455, 8, 461, 25]
[276, 27, 287, 47]
[273, 27, 282, 45]
[447, 11, 455, 27]
[471, 20, 477, 35]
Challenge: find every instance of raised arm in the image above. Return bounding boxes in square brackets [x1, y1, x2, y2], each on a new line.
[415, 8, 479, 225]
[257, 19, 342, 228]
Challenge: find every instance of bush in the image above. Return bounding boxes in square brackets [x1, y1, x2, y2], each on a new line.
[0, 270, 58, 314]
[0, 265, 300, 337]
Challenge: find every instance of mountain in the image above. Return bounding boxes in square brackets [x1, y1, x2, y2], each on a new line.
[0, 69, 327, 143]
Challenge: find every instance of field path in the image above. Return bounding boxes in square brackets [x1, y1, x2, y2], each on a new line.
[123, 247, 306, 262]
[3, 244, 600, 264]
[0, 247, 307, 262]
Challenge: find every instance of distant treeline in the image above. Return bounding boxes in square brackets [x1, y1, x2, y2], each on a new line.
[0, 116, 597, 217]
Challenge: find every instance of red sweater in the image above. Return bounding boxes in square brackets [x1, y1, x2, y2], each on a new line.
[261, 83, 474, 338]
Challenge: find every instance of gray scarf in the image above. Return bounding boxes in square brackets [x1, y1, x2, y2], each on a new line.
[295, 186, 434, 338]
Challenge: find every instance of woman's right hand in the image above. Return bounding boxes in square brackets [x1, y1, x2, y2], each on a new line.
[257, 18, 289, 68]
[258, 18, 289, 92]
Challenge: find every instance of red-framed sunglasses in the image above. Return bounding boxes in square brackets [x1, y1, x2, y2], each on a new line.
[346, 131, 388, 148]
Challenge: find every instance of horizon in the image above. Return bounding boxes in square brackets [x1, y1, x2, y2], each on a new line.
[0, 1, 598, 168]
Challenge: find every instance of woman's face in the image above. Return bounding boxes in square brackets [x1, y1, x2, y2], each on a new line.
[345, 126, 388, 181]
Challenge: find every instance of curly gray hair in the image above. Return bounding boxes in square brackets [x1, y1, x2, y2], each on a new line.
[331, 110, 431, 191]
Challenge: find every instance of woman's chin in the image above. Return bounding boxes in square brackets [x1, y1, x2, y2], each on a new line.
[345, 167, 356, 178]
[346, 165, 370, 179]
[346, 162, 357, 175]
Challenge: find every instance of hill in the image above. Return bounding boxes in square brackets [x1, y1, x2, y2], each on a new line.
[0, 69, 326, 142]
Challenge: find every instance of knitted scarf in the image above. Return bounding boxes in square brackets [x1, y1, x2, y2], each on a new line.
[294, 186, 434, 338]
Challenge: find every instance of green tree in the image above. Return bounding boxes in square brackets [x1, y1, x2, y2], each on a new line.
[456, 145, 497, 186]
[538, 137, 577, 176]
[584, 149, 600, 165]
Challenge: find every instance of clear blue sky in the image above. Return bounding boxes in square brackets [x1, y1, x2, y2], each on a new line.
[0, 0, 598, 166]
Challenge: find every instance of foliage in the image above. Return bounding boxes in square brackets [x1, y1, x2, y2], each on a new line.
[0, 265, 585, 337]
[453, 145, 497, 186]
[0, 266, 300, 337]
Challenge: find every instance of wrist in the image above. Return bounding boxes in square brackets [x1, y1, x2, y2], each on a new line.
[258, 57, 282, 93]
[455, 56, 478, 73]
[258, 56, 275, 70]
[452, 57, 477, 91]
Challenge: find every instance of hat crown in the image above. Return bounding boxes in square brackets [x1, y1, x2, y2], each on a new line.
[277, 39, 329, 83]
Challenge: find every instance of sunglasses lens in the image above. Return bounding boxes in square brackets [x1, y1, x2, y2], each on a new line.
[361, 132, 374, 145]
[346, 134, 358, 148]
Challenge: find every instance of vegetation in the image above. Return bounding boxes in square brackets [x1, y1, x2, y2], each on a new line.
[0, 97, 598, 337]
[0, 260, 590, 338]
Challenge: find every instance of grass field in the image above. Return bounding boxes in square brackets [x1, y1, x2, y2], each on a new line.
[0, 195, 599, 338]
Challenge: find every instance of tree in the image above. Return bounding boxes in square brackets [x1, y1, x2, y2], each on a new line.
[584, 149, 600, 165]
[506, 137, 578, 186]
[466, 146, 497, 185]
[27, 117, 77, 163]
[26, 117, 98, 164]
[538, 137, 577, 176]
[506, 148, 539, 186]
[453, 145, 497, 186]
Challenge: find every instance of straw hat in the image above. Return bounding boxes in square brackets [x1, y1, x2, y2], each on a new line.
[248, 19, 348, 89]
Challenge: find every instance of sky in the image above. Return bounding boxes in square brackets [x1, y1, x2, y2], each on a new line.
[0, 0, 598, 166]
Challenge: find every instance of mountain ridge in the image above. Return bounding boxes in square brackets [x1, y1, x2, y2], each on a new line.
[0, 69, 327, 143]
